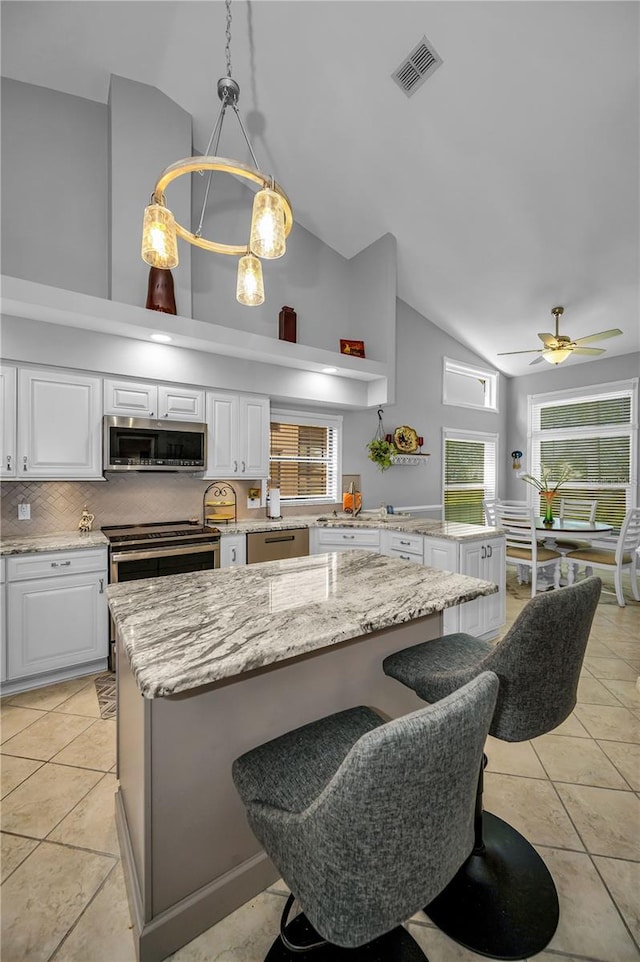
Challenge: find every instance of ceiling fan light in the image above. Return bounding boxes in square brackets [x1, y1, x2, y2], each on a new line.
[141, 203, 179, 269]
[543, 348, 572, 365]
[236, 252, 265, 306]
[249, 187, 286, 259]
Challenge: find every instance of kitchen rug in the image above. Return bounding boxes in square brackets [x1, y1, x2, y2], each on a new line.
[94, 672, 116, 719]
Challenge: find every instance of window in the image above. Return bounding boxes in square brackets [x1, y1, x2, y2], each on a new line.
[528, 380, 638, 529]
[443, 358, 498, 412]
[269, 410, 342, 505]
[443, 429, 498, 523]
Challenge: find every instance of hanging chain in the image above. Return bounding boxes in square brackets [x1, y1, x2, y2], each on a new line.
[225, 0, 233, 77]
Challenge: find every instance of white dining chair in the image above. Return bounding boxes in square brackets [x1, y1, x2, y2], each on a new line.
[566, 507, 640, 607]
[483, 498, 527, 527]
[495, 504, 562, 597]
[555, 498, 599, 553]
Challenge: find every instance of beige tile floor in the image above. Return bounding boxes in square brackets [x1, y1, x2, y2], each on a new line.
[1, 572, 639, 962]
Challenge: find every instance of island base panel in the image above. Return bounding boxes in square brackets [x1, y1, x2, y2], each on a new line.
[117, 616, 439, 962]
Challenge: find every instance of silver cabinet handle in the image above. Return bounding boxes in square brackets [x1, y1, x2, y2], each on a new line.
[487, 544, 493, 558]
[23, 456, 27, 471]
[481, 546, 486, 559]
[241, 461, 246, 472]
[399, 540, 411, 546]
[399, 554, 410, 560]
[342, 534, 355, 539]
[99, 578, 104, 593]
[6, 455, 11, 471]
[231, 547, 236, 562]
[233, 460, 238, 472]
[149, 412, 155, 418]
[51, 560, 72, 567]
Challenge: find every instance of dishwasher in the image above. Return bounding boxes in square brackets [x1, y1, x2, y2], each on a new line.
[246, 528, 309, 564]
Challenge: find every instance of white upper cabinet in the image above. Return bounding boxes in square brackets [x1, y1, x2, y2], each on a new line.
[18, 367, 103, 479]
[205, 392, 270, 479]
[0, 364, 17, 479]
[104, 379, 204, 421]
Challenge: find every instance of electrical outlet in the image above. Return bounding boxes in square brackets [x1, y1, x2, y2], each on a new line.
[18, 502, 31, 520]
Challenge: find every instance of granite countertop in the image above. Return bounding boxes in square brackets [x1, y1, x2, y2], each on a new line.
[0, 531, 108, 555]
[107, 550, 498, 699]
[0, 516, 501, 555]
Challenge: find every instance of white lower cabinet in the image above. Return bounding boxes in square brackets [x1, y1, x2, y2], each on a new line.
[220, 535, 247, 567]
[5, 548, 109, 692]
[0, 557, 6, 683]
[380, 530, 424, 563]
[424, 535, 505, 638]
[311, 527, 381, 554]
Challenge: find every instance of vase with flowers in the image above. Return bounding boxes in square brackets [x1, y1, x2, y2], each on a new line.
[520, 463, 575, 526]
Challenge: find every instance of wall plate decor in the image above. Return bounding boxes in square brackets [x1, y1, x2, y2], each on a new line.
[393, 425, 419, 453]
[340, 339, 366, 358]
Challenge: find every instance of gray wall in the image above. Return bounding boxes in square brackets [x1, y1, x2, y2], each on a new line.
[1, 78, 109, 297]
[340, 299, 508, 510]
[505, 352, 640, 501]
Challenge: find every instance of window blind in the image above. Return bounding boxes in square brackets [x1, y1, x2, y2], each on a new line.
[529, 382, 637, 529]
[270, 418, 340, 503]
[443, 432, 497, 524]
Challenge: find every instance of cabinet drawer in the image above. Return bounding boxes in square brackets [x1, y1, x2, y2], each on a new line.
[7, 549, 107, 582]
[386, 532, 423, 557]
[315, 528, 381, 550]
[387, 547, 423, 563]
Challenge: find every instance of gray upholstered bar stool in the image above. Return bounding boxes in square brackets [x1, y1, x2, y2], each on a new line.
[232, 672, 499, 962]
[383, 576, 602, 961]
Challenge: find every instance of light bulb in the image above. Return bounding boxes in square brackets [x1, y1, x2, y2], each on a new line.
[542, 348, 572, 365]
[141, 203, 179, 269]
[249, 188, 286, 259]
[236, 253, 265, 306]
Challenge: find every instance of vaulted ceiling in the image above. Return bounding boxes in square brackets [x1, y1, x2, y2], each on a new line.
[2, 1, 638, 376]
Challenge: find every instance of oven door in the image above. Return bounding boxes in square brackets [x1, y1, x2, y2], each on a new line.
[110, 542, 220, 583]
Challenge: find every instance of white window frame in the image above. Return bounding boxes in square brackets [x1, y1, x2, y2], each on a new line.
[442, 427, 499, 523]
[526, 378, 638, 518]
[442, 357, 499, 412]
[270, 408, 343, 506]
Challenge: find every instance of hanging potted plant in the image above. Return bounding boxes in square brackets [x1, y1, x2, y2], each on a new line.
[367, 409, 397, 471]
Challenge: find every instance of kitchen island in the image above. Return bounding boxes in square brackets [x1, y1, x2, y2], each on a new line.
[109, 550, 498, 962]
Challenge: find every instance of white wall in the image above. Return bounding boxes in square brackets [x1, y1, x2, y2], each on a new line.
[505, 352, 640, 501]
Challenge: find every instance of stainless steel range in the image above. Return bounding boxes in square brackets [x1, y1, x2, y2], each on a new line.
[102, 520, 221, 666]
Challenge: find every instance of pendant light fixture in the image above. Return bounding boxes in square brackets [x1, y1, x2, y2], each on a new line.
[140, 0, 292, 306]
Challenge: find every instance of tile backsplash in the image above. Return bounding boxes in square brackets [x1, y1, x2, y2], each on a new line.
[0, 476, 338, 537]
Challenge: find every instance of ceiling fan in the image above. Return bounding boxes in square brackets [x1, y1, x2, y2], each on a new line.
[497, 306, 623, 366]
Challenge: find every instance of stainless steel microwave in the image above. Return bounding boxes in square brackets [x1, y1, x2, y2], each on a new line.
[103, 416, 207, 472]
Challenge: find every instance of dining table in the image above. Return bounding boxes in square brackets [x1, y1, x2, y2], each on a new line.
[534, 517, 614, 587]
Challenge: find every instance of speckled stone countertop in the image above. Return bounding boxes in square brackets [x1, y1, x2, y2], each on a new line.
[0, 531, 108, 555]
[0, 517, 501, 555]
[216, 516, 501, 541]
[107, 550, 498, 698]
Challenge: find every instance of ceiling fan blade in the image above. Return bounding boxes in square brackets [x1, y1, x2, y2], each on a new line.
[497, 349, 544, 356]
[573, 328, 623, 345]
[529, 356, 545, 366]
[538, 333, 558, 347]
[572, 347, 606, 356]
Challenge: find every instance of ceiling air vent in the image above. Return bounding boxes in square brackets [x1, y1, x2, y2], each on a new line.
[392, 35, 443, 97]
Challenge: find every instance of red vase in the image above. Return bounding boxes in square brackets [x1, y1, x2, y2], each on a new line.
[146, 267, 177, 314]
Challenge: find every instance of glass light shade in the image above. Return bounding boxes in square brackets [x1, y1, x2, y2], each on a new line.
[236, 253, 265, 306]
[141, 204, 179, 269]
[249, 188, 286, 259]
[542, 348, 572, 365]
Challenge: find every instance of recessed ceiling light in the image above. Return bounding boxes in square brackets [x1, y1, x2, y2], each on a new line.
[150, 333, 172, 343]
[322, 366, 337, 374]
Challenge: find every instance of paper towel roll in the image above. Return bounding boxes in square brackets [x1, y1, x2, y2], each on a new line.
[268, 488, 281, 518]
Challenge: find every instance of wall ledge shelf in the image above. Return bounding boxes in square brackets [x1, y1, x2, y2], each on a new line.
[391, 454, 431, 466]
[1, 275, 389, 387]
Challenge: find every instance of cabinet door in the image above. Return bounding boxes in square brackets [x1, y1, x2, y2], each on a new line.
[220, 535, 247, 567]
[104, 379, 158, 418]
[239, 395, 270, 477]
[482, 537, 506, 633]
[457, 541, 486, 637]
[0, 364, 17, 479]
[19, 368, 102, 479]
[7, 573, 108, 679]
[158, 386, 204, 422]
[423, 537, 457, 572]
[206, 393, 240, 476]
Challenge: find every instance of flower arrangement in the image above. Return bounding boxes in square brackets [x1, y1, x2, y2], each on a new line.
[520, 463, 575, 524]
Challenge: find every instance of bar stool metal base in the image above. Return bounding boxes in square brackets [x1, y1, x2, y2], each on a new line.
[425, 811, 559, 960]
[266, 907, 427, 961]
